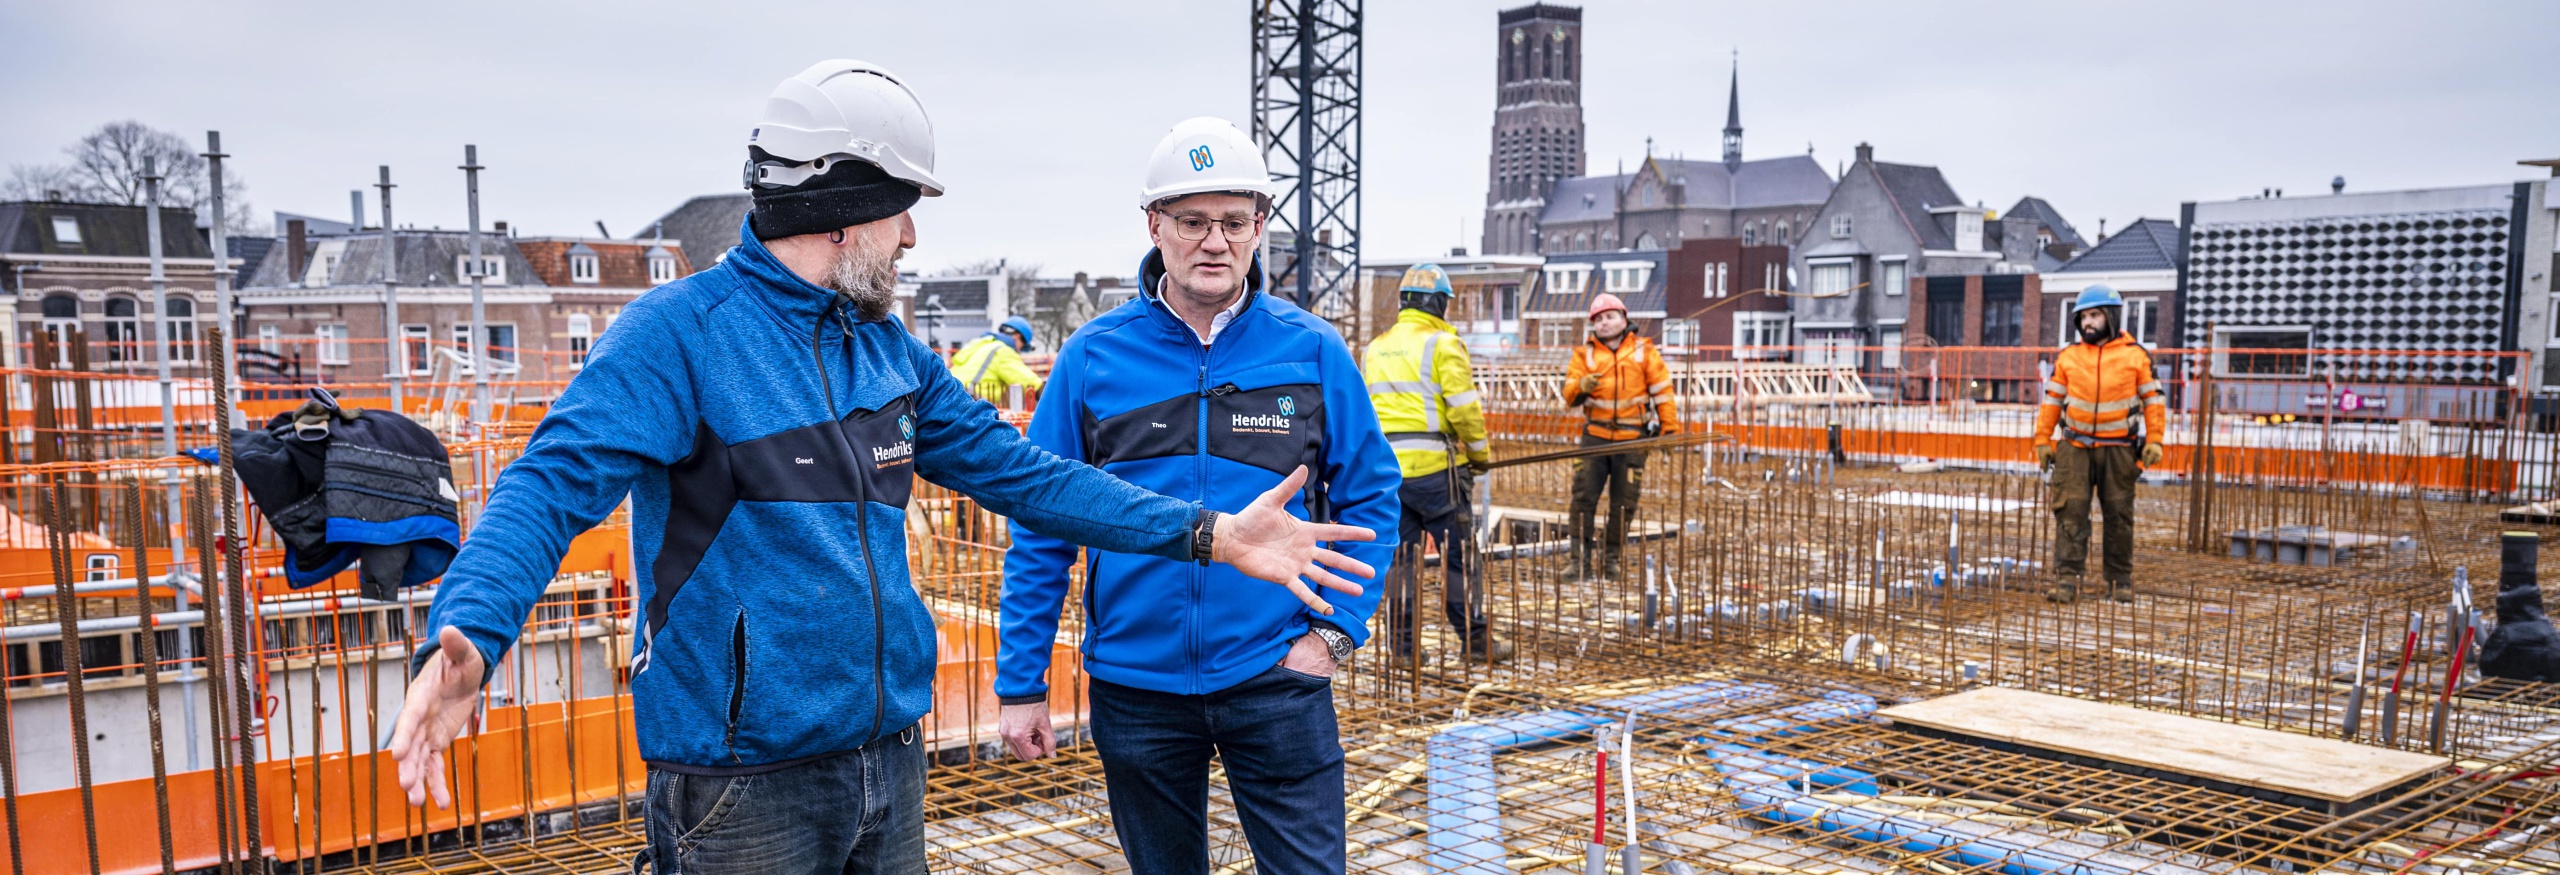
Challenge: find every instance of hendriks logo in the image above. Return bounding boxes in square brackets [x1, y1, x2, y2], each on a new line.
[1188, 144, 1215, 172]
[875, 414, 916, 467]
[1231, 395, 1293, 434]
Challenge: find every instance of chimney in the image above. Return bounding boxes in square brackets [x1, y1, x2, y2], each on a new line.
[2331, 176, 2346, 195]
[351, 190, 365, 230]
[494, 220, 508, 234]
[286, 219, 308, 285]
[2096, 218, 2107, 242]
[1854, 142, 1873, 165]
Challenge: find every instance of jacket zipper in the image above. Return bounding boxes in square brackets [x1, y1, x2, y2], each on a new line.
[812, 305, 892, 745]
[725, 613, 747, 763]
[1191, 341, 1209, 694]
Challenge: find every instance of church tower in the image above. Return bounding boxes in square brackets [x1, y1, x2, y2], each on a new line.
[1721, 53, 1744, 170]
[1481, 4, 1585, 256]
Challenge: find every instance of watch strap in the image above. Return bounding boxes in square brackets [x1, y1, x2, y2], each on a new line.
[1191, 508, 1220, 565]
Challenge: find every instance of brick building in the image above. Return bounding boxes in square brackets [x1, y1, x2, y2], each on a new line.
[2043, 217, 2184, 350]
[1480, 4, 1586, 256]
[1, 199, 227, 372]
[1660, 237, 1793, 354]
[1522, 249, 1666, 348]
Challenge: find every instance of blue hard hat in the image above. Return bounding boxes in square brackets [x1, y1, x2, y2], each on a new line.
[1398, 263, 1453, 296]
[999, 316, 1035, 346]
[2069, 284, 2124, 315]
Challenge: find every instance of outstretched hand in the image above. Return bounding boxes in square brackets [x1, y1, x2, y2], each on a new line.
[1212, 465, 1376, 614]
[388, 626, 486, 808]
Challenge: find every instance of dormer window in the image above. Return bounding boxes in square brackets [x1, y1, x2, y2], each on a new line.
[455, 254, 506, 285]
[1831, 215, 1853, 239]
[647, 247, 677, 284]
[49, 216, 82, 248]
[568, 244, 600, 284]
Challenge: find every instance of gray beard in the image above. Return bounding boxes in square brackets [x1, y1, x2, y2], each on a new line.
[825, 238, 900, 322]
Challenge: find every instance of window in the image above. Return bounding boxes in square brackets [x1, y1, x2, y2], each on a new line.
[1542, 264, 1591, 296]
[455, 255, 506, 285]
[1774, 221, 1791, 244]
[1663, 318, 1700, 348]
[103, 297, 139, 364]
[1633, 232, 1657, 249]
[49, 216, 82, 247]
[1765, 263, 1780, 293]
[1928, 295, 1966, 347]
[1741, 224, 1757, 246]
[1879, 258, 1907, 297]
[402, 324, 433, 375]
[567, 313, 594, 368]
[1804, 329, 1862, 368]
[1881, 329, 1904, 370]
[257, 323, 280, 354]
[1956, 212, 1983, 250]
[1539, 320, 1578, 347]
[1705, 262, 1729, 298]
[453, 324, 517, 364]
[166, 297, 196, 362]
[569, 253, 599, 284]
[1830, 215, 1853, 239]
[40, 294, 78, 366]
[85, 553, 116, 583]
[1980, 295, 2023, 347]
[2213, 327, 2311, 377]
[648, 255, 677, 285]
[1734, 312, 1789, 359]
[1602, 262, 1651, 293]
[1807, 260, 1854, 298]
[317, 324, 350, 365]
[2125, 298, 2158, 346]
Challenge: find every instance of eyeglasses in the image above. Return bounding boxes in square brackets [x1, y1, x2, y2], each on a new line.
[1155, 210, 1261, 243]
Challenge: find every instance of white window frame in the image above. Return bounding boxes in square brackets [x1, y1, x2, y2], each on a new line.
[1807, 258, 1855, 298]
[1713, 262, 1729, 298]
[1542, 264, 1591, 297]
[1663, 318, 1700, 349]
[1830, 215, 1853, 239]
[165, 297, 198, 363]
[1601, 260, 1652, 293]
[647, 256, 676, 285]
[1804, 329, 1863, 369]
[2125, 297, 2157, 347]
[2210, 325, 2314, 379]
[567, 313, 594, 368]
[1879, 257, 1907, 297]
[402, 324, 433, 375]
[103, 297, 141, 365]
[569, 253, 600, 284]
[50, 216, 82, 246]
[1733, 312, 1789, 360]
[1538, 320, 1578, 347]
[1881, 328, 1904, 370]
[256, 323, 280, 354]
[317, 324, 350, 365]
[456, 255, 507, 286]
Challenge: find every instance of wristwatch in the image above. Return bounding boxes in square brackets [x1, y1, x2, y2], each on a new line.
[1309, 622, 1356, 663]
[1190, 508, 1220, 566]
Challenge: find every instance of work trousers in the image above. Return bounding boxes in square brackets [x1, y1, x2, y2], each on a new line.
[1568, 432, 1647, 578]
[632, 723, 926, 875]
[1090, 664, 1347, 875]
[2051, 442, 2139, 585]
[1388, 470, 1487, 647]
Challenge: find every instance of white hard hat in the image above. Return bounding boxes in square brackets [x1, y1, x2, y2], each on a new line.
[747, 60, 944, 197]
[1138, 117, 1275, 210]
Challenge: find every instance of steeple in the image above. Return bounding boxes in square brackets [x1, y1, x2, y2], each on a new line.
[1721, 49, 1743, 170]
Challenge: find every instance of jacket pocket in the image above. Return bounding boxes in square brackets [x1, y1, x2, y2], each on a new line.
[723, 612, 748, 764]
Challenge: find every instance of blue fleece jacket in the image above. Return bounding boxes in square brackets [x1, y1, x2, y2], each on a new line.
[995, 251, 1400, 701]
[418, 217, 1201, 773]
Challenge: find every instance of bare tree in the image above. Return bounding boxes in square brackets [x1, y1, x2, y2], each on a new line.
[4, 120, 260, 233]
[938, 258, 1043, 317]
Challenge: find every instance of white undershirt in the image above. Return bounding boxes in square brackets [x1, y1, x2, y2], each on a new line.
[1155, 284, 1251, 347]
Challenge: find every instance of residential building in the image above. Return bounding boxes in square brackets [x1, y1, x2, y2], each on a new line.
[900, 274, 1005, 351]
[1022, 272, 1120, 352]
[1, 199, 227, 372]
[2003, 195, 2089, 271]
[2178, 179, 2555, 406]
[1481, 3, 1586, 256]
[1531, 62, 1831, 258]
[2043, 217, 2184, 349]
[1791, 143, 2057, 394]
[1660, 237, 1793, 356]
[512, 235, 690, 371]
[1521, 249, 1666, 348]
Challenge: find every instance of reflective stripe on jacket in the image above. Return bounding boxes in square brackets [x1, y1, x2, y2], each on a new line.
[948, 335, 1043, 403]
[1563, 332, 1680, 441]
[1362, 309, 1491, 477]
[2035, 333, 2166, 448]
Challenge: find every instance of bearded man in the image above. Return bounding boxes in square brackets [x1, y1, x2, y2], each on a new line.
[388, 62, 1377, 875]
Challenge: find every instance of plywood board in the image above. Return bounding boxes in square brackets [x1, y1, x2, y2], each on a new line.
[1878, 686, 2448, 804]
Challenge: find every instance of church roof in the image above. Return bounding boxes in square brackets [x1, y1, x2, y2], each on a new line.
[1537, 154, 1833, 225]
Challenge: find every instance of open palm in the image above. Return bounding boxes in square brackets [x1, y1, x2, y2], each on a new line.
[1214, 465, 1376, 614]
[388, 626, 486, 808]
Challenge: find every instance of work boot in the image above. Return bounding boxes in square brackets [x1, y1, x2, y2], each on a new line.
[2109, 581, 2135, 603]
[1465, 633, 1516, 664]
[2046, 575, 2082, 604]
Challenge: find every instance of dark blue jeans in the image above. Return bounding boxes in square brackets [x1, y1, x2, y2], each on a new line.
[1390, 471, 1487, 643]
[632, 723, 927, 874]
[1091, 664, 1346, 875]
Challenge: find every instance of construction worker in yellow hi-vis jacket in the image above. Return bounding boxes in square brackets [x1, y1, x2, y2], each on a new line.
[1363, 263, 1511, 661]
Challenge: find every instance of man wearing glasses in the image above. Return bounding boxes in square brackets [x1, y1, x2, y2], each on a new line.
[995, 117, 1401, 874]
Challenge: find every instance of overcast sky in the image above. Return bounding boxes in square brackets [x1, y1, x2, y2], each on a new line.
[4, 1, 2553, 277]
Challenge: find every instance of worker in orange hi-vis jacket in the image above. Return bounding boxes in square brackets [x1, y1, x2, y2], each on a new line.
[1561, 292, 1679, 583]
[2034, 284, 2167, 605]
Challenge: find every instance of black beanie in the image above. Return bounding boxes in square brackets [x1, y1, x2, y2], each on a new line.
[747, 146, 922, 241]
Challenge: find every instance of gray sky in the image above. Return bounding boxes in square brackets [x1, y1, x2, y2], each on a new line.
[4, 1, 2553, 278]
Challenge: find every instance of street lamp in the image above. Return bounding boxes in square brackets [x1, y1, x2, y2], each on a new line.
[918, 294, 948, 350]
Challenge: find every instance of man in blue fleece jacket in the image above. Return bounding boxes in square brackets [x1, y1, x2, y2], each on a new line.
[385, 63, 1375, 875]
[994, 118, 1402, 875]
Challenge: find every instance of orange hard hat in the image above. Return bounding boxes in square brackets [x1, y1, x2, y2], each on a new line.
[1587, 292, 1627, 320]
